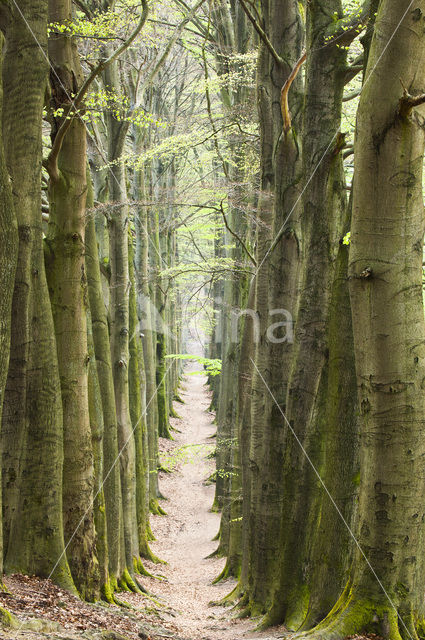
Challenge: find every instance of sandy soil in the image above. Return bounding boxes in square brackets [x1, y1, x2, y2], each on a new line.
[138, 366, 286, 640]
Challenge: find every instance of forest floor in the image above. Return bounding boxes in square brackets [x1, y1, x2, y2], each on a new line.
[0, 364, 285, 640]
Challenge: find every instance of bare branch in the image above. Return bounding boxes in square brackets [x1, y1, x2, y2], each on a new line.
[399, 87, 425, 118]
[343, 88, 361, 102]
[281, 50, 306, 133]
[45, 0, 149, 180]
[219, 200, 257, 266]
[238, 0, 283, 68]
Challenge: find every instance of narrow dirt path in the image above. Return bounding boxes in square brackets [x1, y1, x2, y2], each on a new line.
[141, 364, 285, 640]
[0, 358, 286, 640]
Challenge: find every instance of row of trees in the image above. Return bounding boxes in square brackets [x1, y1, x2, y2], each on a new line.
[211, 0, 425, 639]
[0, 0, 202, 602]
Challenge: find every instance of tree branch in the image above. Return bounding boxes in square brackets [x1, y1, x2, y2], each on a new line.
[45, 0, 149, 180]
[343, 88, 361, 102]
[399, 87, 425, 118]
[219, 200, 257, 267]
[344, 54, 364, 85]
[144, 0, 207, 88]
[238, 0, 283, 68]
[326, 0, 371, 48]
[281, 50, 306, 133]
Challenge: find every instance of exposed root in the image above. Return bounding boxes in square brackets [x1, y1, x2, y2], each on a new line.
[113, 595, 131, 608]
[169, 406, 181, 419]
[118, 568, 141, 594]
[205, 544, 226, 559]
[212, 559, 238, 584]
[294, 589, 410, 640]
[149, 499, 167, 516]
[211, 528, 220, 541]
[146, 521, 156, 542]
[233, 604, 251, 619]
[212, 582, 244, 607]
[101, 578, 115, 604]
[140, 541, 166, 565]
[134, 577, 148, 594]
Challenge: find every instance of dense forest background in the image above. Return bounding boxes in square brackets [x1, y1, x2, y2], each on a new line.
[0, 0, 425, 639]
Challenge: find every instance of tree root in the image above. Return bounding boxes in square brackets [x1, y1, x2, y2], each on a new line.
[212, 559, 239, 584]
[169, 406, 181, 419]
[101, 578, 115, 604]
[149, 499, 167, 516]
[212, 582, 244, 607]
[292, 589, 412, 640]
[140, 541, 166, 565]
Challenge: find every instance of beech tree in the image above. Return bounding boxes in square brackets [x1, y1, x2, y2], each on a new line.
[1, 0, 74, 589]
[1, 5, 425, 640]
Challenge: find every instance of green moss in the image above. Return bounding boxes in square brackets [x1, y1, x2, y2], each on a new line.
[284, 583, 311, 631]
[101, 579, 115, 604]
[352, 470, 361, 486]
[120, 568, 140, 594]
[149, 498, 167, 516]
[109, 574, 118, 593]
[0, 607, 17, 629]
[304, 591, 404, 640]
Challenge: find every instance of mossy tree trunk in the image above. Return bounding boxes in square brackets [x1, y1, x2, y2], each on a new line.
[135, 168, 161, 516]
[128, 231, 151, 567]
[105, 59, 140, 579]
[1, 0, 74, 590]
[45, 0, 99, 599]
[320, 2, 425, 638]
[86, 169, 124, 592]
[0, 33, 18, 580]
[85, 174, 112, 600]
[245, 0, 303, 617]
[260, 1, 356, 629]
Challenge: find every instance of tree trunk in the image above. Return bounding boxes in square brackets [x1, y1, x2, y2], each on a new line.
[104, 58, 140, 579]
[308, 2, 425, 638]
[1, 0, 74, 590]
[0, 33, 18, 580]
[245, 0, 303, 616]
[45, 0, 99, 598]
[86, 173, 124, 592]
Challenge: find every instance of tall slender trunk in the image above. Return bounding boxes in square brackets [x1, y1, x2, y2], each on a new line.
[85, 174, 112, 601]
[86, 174, 124, 590]
[128, 233, 151, 566]
[45, 0, 99, 598]
[246, 0, 303, 616]
[104, 58, 140, 578]
[0, 34, 18, 579]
